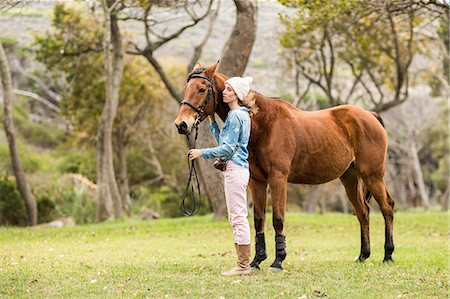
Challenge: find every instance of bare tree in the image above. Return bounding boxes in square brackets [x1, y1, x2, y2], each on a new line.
[281, 0, 446, 112]
[125, 0, 231, 218]
[0, 42, 37, 226]
[96, 0, 124, 221]
[384, 95, 439, 210]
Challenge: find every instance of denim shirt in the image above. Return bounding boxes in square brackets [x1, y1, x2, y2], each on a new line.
[201, 107, 251, 169]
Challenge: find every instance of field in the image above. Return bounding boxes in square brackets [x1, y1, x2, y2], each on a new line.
[0, 212, 447, 298]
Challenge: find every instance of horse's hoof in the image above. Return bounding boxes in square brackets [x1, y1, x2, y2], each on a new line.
[250, 260, 262, 269]
[268, 266, 282, 272]
[383, 258, 394, 264]
[251, 264, 261, 270]
[269, 260, 283, 271]
[354, 257, 366, 263]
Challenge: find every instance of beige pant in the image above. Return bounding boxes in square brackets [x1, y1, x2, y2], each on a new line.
[222, 160, 250, 245]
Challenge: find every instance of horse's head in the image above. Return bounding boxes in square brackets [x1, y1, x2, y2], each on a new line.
[174, 63, 218, 135]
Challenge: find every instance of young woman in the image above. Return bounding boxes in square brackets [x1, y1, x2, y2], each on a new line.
[188, 76, 253, 276]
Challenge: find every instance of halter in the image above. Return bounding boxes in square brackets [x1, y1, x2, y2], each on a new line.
[180, 73, 217, 216]
[180, 73, 217, 129]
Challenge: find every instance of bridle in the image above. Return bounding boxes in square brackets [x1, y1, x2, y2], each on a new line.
[180, 72, 217, 216]
[180, 73, 217, 129]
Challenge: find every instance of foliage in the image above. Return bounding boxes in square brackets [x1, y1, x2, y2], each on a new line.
[57, 150, 97, 183]
[33, 3, 185, 189]
[0, 212, 447, 297]
[421, 98, 449, 193]
[0, 176, 27, 226]
[9, 98, 66, 148]
[131, 186, 211, 218]
[278, 0, 439, 111]
[35, 180, 97, 225]
[36, 195, 58, 224]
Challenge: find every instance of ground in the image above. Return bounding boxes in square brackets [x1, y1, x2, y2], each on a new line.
[0, 211, 448, 298]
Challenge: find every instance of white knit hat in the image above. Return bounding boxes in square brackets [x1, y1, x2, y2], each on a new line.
[225, 76, 253, 101]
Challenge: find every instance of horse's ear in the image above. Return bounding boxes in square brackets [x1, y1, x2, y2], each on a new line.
[204, 63, 218, 78]
[192, 62, 202, 71]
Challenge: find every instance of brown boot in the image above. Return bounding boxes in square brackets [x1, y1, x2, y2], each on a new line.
[221, 244, 251, 276]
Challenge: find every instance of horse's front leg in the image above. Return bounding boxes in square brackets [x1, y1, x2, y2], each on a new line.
[268, 172, 288, 271]
[248, 178, 268, 269]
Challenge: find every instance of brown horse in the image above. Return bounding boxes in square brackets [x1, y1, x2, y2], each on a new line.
[174, 63, 394, 271]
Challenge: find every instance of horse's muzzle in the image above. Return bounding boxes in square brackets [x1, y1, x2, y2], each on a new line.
[176, 121, 189, 135]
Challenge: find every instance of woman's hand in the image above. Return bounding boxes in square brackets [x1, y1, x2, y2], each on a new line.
[188, 149, 202, 161]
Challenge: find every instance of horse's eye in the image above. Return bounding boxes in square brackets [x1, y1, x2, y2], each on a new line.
[199, 88, 206, 93]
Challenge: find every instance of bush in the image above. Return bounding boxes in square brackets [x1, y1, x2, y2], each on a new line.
[133, 186, 211, 218]
[35, 177, 97, 225]
[51, 186, 97, 225]
[37, 195, 58, 223]
[0, 176, 27, 226]
[57, 151, 96, 182]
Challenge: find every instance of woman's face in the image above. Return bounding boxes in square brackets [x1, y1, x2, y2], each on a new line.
[223, 83, 238, 104]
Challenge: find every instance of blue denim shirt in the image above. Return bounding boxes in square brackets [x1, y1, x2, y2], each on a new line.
[201, 107, 251, 169]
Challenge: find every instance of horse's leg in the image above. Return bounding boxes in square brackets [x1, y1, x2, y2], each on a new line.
[268, 172, 288, 271]
[339, 166, 371, 262]
[362, 176, 395, 263]
[248, 178, 268, 269]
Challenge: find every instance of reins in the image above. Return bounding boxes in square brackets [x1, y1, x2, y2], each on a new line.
[180, 73, 217, 216]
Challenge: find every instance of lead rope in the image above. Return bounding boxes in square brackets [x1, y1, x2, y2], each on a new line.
[180, 121, 202, 216]
[179, 74, 216, 216]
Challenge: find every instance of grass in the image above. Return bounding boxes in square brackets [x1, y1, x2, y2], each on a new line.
[0, 212, 448, 298]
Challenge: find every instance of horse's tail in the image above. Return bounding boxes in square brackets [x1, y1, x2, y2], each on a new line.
[371, 111, 385, 128]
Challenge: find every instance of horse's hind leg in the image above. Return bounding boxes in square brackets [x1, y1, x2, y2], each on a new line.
[362, 176, 394, 263]
[248, 178, 268, 269]
[340, 165, 371, 262]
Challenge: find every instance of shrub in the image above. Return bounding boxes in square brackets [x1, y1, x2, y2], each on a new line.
[35, 177, 97, 225]
[37, 195, 58, 223]
[141, 186, 211, 218]
[0, 176, 27, 226]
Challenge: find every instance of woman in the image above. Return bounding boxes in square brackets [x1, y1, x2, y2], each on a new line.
[188, 76, 253, 276]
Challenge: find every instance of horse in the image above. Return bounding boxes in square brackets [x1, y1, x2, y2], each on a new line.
[174, 63, 395, 271]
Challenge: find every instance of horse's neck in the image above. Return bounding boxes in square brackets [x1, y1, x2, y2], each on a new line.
[213, 73, 229, 121]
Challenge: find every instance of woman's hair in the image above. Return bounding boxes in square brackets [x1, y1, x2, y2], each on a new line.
[238, 90, 258, 116]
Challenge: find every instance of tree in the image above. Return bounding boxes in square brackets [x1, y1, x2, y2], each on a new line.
[217, 0, 258, 77]
[94, 0, 125, 221]
[126, 0, 258, 218]
[279, 0, 446, 112]
[34, 3, 180, 219]
[0, 42, 37, 226]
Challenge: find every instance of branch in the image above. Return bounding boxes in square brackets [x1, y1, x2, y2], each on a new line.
[151, 0, 214, 51]
[187, 0, 220, 72]
[23, 73, 62, 102]
[142, 52, 182, 101]
[12, 89, 60, 112]
[359, 76, 377, 107]
[344, 60, 364, 103]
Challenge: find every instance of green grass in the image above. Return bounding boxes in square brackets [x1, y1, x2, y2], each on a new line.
[0, 212, 448, 298]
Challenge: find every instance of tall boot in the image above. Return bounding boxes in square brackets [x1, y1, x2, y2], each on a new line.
[221, 244, 251, 276]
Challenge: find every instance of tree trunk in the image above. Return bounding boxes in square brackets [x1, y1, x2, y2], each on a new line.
[441, 178, 449, 211]
[192, 0, 258, 218]
[410, 140, 430, 210]
[0, 42, 37, 226]
[97, 0, 124, 221]
[303, 186, 321, 213]
[194, 122, 228, 218]
[116, 128, 130, 214]
[217, 0, 258, 77]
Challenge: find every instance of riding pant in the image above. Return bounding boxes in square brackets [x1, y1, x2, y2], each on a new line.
[222, 160, 250, 245]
